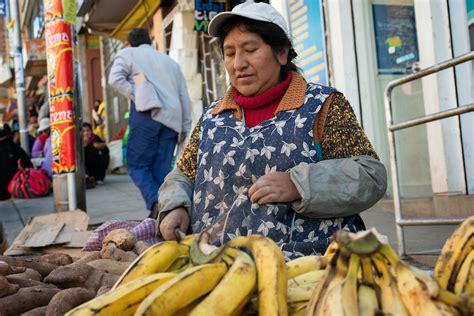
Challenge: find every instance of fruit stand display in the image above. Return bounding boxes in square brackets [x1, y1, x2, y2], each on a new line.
[0, 216, 473, 315]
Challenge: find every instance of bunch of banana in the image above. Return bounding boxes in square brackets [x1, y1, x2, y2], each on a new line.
[434, 215, 474, 298]
[306, 229, 471, 316]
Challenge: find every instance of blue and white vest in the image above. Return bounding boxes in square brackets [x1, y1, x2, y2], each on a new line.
[191, 83, 365, 259]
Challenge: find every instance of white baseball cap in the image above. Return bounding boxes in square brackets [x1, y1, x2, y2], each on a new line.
[37, 117, 50, 132]
[208, 1, 289, 37]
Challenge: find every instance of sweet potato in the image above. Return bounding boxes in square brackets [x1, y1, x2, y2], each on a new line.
[134, 240, 150, 255]
[0, 256, 57, 278]
[37, 253, 73, 266]
[96, 286, 110, 297]
[43, 263, 119, 291]
[72, 251, 102, 264]
[10, 268, 43, 281]
[102, 229, 136, 251]
[0, 260, 26, 276]
[0, 285, 60, 316]
[20, 305, 47, 316]
[86, 259, 130, 275]
[100, 243, 137, 262]
[5, 275, 51, 288]
[45, 287, 95, 316]
[0, 275, 19, 298]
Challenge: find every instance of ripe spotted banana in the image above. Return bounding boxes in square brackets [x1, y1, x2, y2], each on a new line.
[434, 215, 474, 290]
[288, 269, 325, 288]
[165, 255, 190, 272]
[113, 241, 189, 288]
[317, 253, 360, 316]
[134, 263, 227, 315]
[287, 284, 316, 303]
[286, 255, 327, 279]
[189, 248, 257, 316]
[358, 257, 380, 316]
[66, 273, 176, 316]
[454, 250, 474, 295]
[228, 235, 288, 316]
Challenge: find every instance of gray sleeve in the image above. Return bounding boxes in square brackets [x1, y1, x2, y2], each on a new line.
[108, 53, 134, 101]
[289, 155, 387, 218]
[178, 69, 192, 133]
[157, 167, 194, 227]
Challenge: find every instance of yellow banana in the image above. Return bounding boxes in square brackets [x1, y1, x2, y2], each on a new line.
[288, 302, 307, 316]
[113, 241, 189, 288]
[372, 254, 409, 316]
[434, 215, 474, 290]
[323, 240, 339, 257]
[454, 250, 474, 295]
[165, 255, 190, 272]
[189, 248, 257, 316]
[286, 255, 327, 279]
[317, 253, 360, 316]
[358, 257, 380, 316]
[288, 269, 325, 288]
[66, 273, 176, 316]
[134, 263, 227, 315]
[287, 284, 316, 303]
[228, 235, 288, 316]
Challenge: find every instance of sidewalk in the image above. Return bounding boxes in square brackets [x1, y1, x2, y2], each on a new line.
[0, 174, 148, 247]
[0, 174, 458, 268]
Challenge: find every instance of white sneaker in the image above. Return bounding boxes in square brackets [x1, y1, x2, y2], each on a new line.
[96, 180, 105, 185]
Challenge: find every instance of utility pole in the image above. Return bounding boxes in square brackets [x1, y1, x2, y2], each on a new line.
[9, 0, 29, 154]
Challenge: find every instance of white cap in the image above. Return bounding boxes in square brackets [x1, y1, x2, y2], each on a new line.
[37, 117, 50, 132]
[208, 1, 289, 37]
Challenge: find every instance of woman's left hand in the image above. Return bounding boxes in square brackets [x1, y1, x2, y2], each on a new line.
[248, 171, 301, 205]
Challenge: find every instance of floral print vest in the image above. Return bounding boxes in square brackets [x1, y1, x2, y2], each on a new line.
[191, 83, 365, 259]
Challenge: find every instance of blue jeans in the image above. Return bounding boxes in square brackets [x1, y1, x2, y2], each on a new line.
[127, 102, 177, 210]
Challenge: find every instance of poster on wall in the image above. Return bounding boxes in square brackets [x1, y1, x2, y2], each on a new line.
[372, 4, 419, 75]
[44, 0, 76, 174]
[288, 0, 328, 86]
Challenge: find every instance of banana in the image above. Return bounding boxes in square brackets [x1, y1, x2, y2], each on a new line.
[454, 250, 474, 295]
[134, 263, 227, 315]
[288, 269, 325, 288]
[317, 253, 360, 316]
[323, 240, 339, 257]
[372, 254, 409, 316]
[228, 235, 288, 316]
[287, 284, 316, 303]
[165, 255, 190, 272]
[286, 255, 327, 279]
[189, 248, 257, 316]
[288, 302, 307, 316]
[113, 241, 189, 288]
[434, 215, 474, 290]
[66, 273, 176, 316]
[358, 257, 380, 316]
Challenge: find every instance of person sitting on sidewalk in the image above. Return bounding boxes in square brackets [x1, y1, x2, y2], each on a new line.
[0, 123, 33, 200]
[83, 122, 110, 186]
[32, 118, 50, 158]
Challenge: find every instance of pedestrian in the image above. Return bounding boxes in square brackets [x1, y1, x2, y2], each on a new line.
[31, 118, 50, 158]
[156, 2, 387, 258]
[92, 99, 106, 140]
[0, 123, 33, 200]
[82, 122, 110, 185]
[108, 28, 192, 217]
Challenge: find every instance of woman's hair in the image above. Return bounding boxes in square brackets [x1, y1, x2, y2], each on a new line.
[215, 16, 299, 79]
[83, 122, 93, 130]
[127, 28, 152, 47]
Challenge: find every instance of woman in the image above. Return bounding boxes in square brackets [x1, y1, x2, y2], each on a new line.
[82, 122, 110, 185]
[31, 118, 50, 158]
[157, 2, 387, 258]
[92, 99, 106, 140]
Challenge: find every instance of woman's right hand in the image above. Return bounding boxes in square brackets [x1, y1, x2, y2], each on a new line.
[159, 207, 190, 240]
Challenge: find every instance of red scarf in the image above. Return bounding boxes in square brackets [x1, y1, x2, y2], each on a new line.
[233, 72, 292, 128]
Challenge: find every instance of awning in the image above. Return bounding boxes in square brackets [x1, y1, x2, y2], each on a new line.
[111, 0, 162, 42]
[79, 0, 161, 41]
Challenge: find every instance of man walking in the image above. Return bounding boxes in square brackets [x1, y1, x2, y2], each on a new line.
[109, 28, 192, 218]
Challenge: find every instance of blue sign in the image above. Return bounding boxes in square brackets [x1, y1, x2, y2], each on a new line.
[372, 4, 419, 74]
[0, 0, 6, 17]
[289, 0, 328, 86]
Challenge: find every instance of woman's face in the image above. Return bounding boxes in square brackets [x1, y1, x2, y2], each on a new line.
[223, 26, 288, 97]
[82, 126, 92, 142]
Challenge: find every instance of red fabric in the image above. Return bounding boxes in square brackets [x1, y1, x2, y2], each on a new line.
[234, 72, 292, 128]
[36, 133, 48, 146]
[8, 168, 50, 199]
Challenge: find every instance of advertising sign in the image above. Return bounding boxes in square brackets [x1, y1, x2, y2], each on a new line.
[44, 0, 76, 174]
[194, 0, 226, 32]
[0, 0, 6, 16]
[372, 4, 419, 74]
[288, 0, 328, 86]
